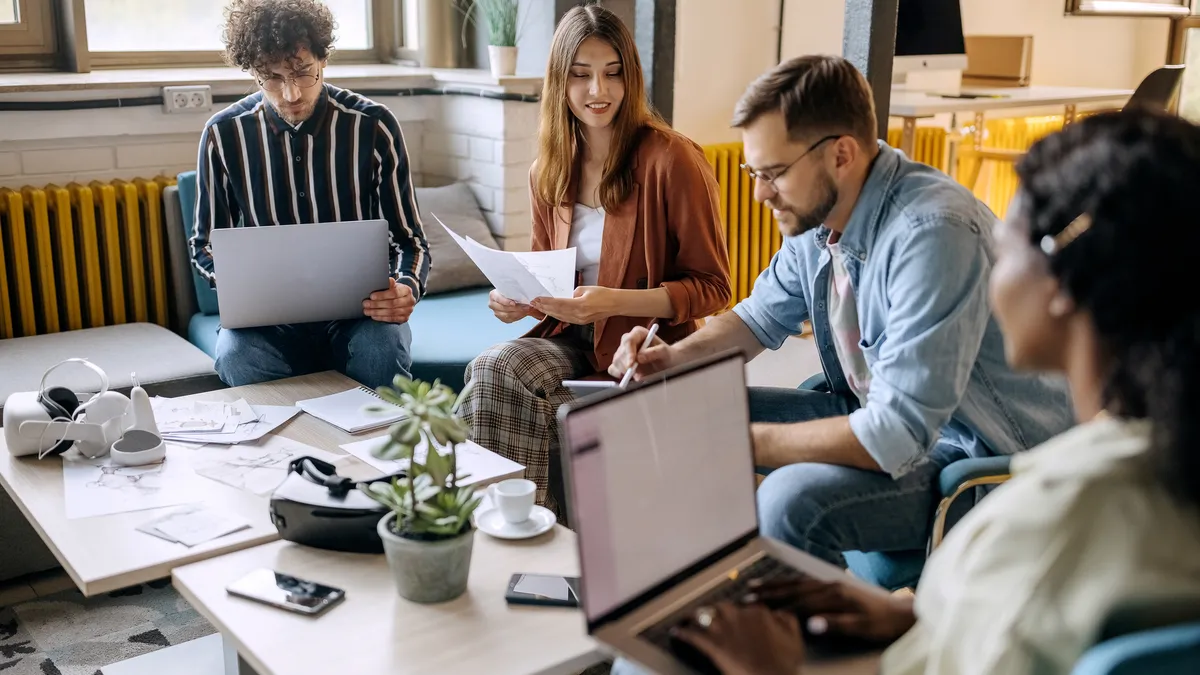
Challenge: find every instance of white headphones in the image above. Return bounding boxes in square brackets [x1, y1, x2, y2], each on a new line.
[3, 359, 162, 463]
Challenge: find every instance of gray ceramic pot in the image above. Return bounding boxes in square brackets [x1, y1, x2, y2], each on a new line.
[377, 512, 474, 603]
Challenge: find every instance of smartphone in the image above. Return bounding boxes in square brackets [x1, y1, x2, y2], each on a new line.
[226, 568, 346, 616]
[505, 573, 581, 608]
[563, 380, 618, 398]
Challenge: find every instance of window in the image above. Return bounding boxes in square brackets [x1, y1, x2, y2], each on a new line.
[0, 0, 56, 58]
[0, 0, 424, 72]
[1168, 16, 1200, 124]
[82, 0, 378, 67]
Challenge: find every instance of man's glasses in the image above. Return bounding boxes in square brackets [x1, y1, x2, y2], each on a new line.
[258, 73, 320, 93]
[740, 134, 842, 189]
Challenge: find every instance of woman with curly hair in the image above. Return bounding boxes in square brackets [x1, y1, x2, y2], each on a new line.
[190, 0, 428, 390]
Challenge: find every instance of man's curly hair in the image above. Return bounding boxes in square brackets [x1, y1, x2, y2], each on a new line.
[223, 0, 337, 74]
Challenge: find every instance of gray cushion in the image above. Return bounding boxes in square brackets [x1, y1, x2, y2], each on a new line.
[415, 183, 499, 296]
[0, 323, 222, 410]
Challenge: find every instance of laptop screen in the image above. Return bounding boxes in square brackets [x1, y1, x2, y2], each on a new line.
[560, 352, 758, 623]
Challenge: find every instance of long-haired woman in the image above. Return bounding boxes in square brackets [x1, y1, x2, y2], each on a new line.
[459, 5, 732, 514]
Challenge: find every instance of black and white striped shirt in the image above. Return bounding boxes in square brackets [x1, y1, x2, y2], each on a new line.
[190, 84, 430, 299]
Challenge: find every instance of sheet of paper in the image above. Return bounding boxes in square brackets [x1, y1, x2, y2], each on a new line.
[181, 436, 347, 497]
[434, 214, 576, 303]
[136, 504, 250, 547]
[340, 436, 524, 486]
[161, 405, 300, 445]
[151, 399, 231, 434]
[62, 447, 204, 520]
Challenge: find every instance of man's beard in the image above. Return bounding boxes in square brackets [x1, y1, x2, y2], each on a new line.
[773, 170, 839, 238]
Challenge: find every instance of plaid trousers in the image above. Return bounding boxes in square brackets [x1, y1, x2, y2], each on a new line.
[459, 332, 594, 515]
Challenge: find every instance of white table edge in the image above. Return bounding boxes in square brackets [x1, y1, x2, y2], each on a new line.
[0, 466, 88, 593]
[173, 566, 275, 675]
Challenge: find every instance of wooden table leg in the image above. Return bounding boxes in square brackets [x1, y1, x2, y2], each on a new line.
[899, 116, 917, 156]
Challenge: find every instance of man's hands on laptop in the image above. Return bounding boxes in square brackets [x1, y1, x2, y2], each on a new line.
[363, 278, 416, 324]
[608, 326, 674, 381]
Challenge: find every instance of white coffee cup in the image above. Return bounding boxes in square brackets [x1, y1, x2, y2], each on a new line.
[487, 478, 536, 525]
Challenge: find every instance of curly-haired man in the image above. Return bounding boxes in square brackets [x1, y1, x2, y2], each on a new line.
[189, 0, 428, 389]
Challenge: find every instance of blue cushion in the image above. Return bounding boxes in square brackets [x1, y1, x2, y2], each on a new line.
[407, 288, 537, 391]
[176, 171, 220, 316]
[188, 312, 220, 358]
[1072, 622, 1200, 675]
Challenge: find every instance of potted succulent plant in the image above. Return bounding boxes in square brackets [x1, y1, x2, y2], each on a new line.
[462, 0, 521, 77]
[361, 377, 482, 604]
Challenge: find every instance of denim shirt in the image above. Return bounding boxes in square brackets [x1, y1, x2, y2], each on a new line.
[733, 142, 1074, 477]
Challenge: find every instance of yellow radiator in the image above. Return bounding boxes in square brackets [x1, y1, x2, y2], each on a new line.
[703, 143, 780, 307]
[0, 178, 174, 340]
[887, 127, 950, 173]
[959, 115, 1066, 219]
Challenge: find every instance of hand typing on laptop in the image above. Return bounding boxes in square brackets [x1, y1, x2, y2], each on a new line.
[362, 278, 416, 324]
[671, 602, 805, 675]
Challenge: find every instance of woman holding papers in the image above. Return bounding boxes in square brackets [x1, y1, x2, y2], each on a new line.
[459, 4, 731, 514]
[615, 111, 1200, 675]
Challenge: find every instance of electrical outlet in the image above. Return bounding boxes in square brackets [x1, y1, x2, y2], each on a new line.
[163, 85, 213, 114]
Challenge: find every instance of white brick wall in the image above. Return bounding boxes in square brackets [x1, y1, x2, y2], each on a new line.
[0, 92, 540, 254]
[420, 95, 540, 250]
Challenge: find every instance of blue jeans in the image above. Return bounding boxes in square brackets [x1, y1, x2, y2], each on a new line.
[214, 319, 412, 390]
[749, 386, 966, 567]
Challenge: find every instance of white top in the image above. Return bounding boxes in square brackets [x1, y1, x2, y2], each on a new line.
[827, 243, 871, 405]
[888, 85, 1132, 117]
[570, 203, 605, 287]
[883, 417, 1200, 675]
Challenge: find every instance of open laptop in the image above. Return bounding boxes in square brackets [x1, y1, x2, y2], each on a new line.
[557, 350, 890, 674]
[211, 220, 391, 329]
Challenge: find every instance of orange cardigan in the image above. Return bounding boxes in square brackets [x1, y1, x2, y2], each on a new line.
[524, 127, 733, 372]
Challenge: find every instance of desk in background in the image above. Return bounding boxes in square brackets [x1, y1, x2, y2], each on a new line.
[889, 85, 1133, 157]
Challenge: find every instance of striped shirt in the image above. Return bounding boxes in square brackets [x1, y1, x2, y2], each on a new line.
[190, 84, 429, 299]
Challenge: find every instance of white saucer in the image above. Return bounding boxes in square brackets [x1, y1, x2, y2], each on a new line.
[476, 506, 556, 540]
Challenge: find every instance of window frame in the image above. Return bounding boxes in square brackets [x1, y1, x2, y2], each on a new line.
[1168, 15, 1200, 64]
[0, 0, 415, 72]
[0, 0, 57, 56]
[85, 0, 395, 69]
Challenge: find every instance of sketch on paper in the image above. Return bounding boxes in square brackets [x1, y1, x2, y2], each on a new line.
[185, 436, 343, 497]
[85, 463, 168, 496]
[63, 450, 203, 520]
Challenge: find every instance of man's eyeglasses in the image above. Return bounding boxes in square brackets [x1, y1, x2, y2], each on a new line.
[740, 134, 842, 188]
[258, 73, 320, 93]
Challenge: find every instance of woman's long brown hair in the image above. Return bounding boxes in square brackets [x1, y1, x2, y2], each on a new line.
[534, 4, 669, 212]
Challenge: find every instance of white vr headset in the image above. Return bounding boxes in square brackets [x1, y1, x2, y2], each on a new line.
[3, 358, 164, 465]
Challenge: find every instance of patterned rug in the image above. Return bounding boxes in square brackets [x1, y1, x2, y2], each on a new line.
[0, 579, 215, 675]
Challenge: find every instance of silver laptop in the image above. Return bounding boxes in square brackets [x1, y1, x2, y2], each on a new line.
[211, 221, 391, 329]
[557, 350, 890, 674]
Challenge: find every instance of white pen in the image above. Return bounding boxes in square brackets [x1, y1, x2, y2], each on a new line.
[619, 323, 660, 388]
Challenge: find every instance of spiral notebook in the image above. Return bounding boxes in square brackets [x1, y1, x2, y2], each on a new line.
[295, 387, 406, 434]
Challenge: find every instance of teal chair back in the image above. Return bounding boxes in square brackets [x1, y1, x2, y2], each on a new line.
[176, 171, 219, 316]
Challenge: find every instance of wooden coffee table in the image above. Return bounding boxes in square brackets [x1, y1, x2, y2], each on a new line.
[171, 533, 600, 675]
[0, 371, 395, 596]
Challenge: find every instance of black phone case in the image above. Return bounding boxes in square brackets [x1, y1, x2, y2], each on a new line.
[504, 574, 581, 608]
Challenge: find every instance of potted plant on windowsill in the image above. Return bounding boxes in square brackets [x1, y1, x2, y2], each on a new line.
[361, 377, 482, 604]
[463, 0, 521, 77]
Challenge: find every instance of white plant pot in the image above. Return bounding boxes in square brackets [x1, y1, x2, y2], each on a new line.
[488, 45, 518, 78]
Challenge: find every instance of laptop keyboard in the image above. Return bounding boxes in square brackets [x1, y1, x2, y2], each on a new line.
[638, 555, 808, 674]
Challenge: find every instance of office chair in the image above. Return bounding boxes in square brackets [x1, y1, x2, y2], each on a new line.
[1072, 599, 1200, 675]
